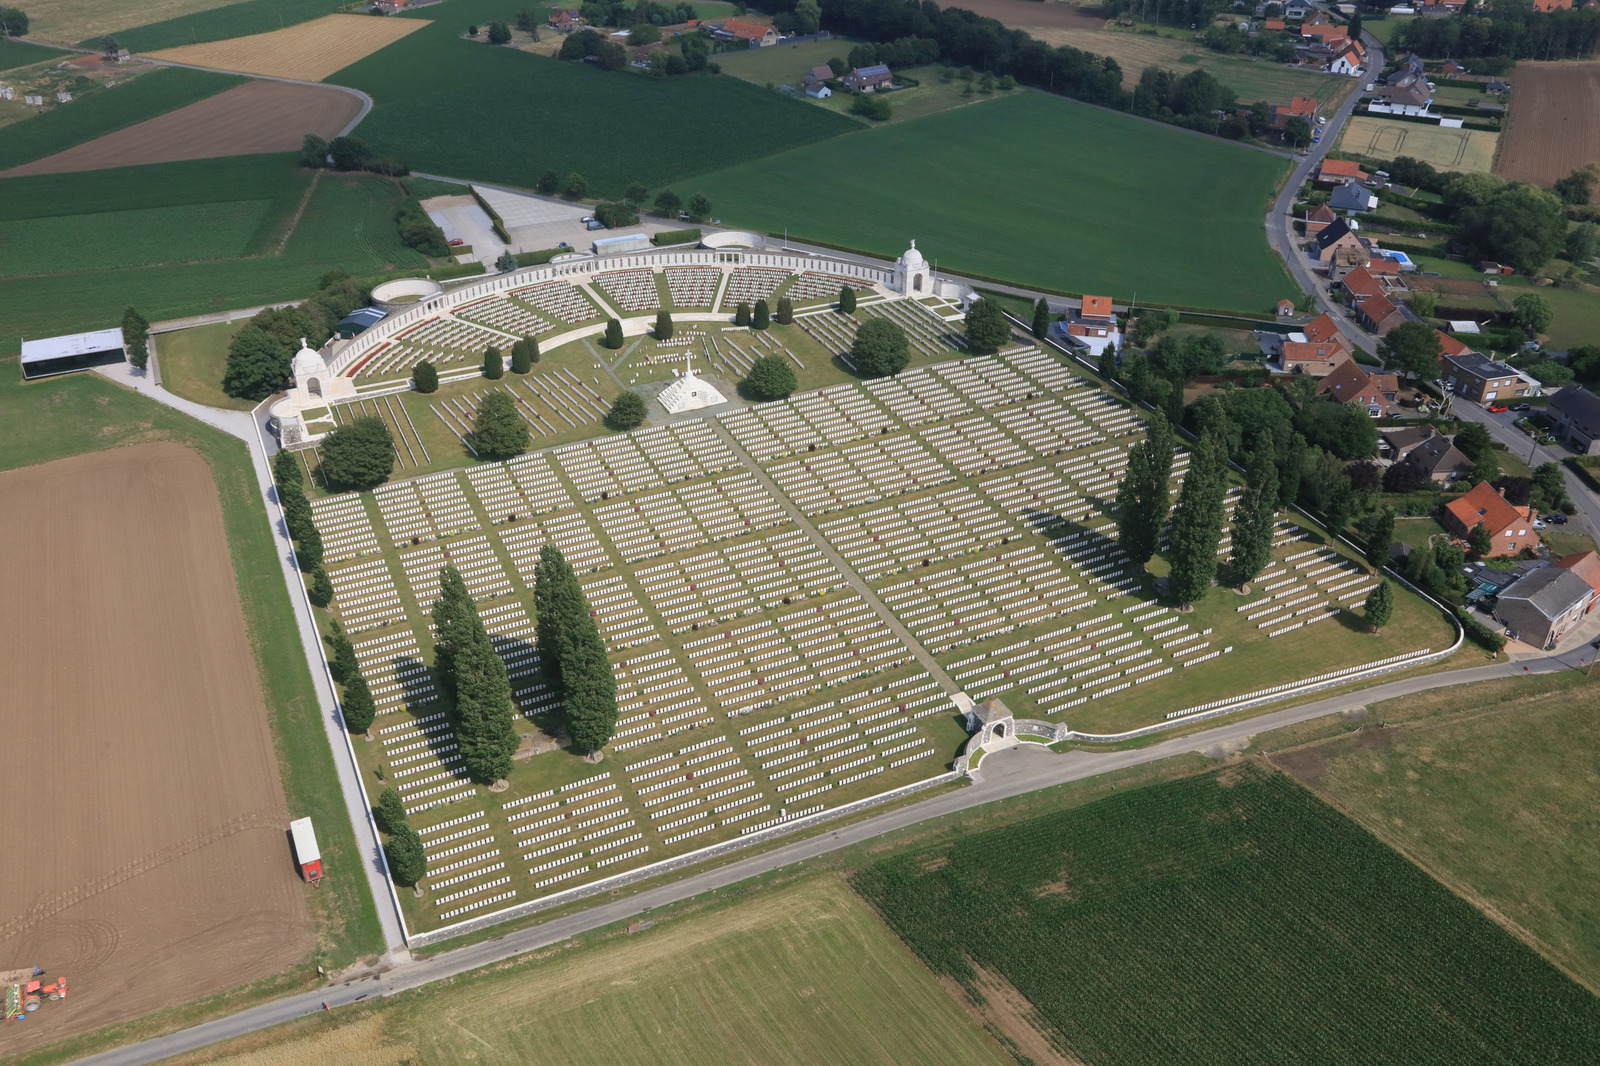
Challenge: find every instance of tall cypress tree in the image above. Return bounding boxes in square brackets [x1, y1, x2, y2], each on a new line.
[1229, 450, 1278, 591]
[433, 565, 518, 784]
[1115, 411, 1174, 569]
[431, 566, 477, 693]
[534, 544, 577, 690]
[533, 544, 618, 754]
[1366, 507, 1396, 569]
[1166, 437, 1229, 608]
[1031, 297, 1051, 339]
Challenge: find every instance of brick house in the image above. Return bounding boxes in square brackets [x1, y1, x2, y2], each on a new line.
[1281, 340, 1351, 376]
[1314, 218, 1369, 266]
[1305, 203, 1338, 234]
[1316, 159, 1369, 187]
[1355, 293, 1407, 335]
[1442, 351, 1530, 406]
[844, 63, 895, 91]
[1443, 481, 1538, 557]
[1316, 356, 1399, 414]
[718, 18, 779, 46]
[1398, 432, 1474, 484]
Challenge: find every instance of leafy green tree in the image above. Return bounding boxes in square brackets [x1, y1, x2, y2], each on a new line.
[413, 359, 439, 393]
[1363, 580, 1394, 631]
[342, 671, 376, 734]
[1229, 450, 1278, 589]
[483, 345, 504, 379]
[734, 302, 751, 327]
[535, 544, 578, 691]
[563, 172, 588, 199]
[776, 297, 794, 325]
[655, 309, 674, 339]
[752, 299, 771, 330]
[294, 519, 323, 571]
[537, 170, 560, 195]
[851, 93, 892, 121]
[1098, 343, 1118, 383]
[309, 564, 334, 607]
[606, 391, 647, 430]
[510, 337, 533, 374]
[121, 305, 150, 370]
[1566, 222, 1597, 264]
[328, 136, 370, 171]
[1284, 116, 1311, 148]
[375, 788, 409, 835]
[743, 355, 797, 401]
[487, 20, 512, 44]
[1031, 298, 1051, 339]
[1533, 462, 1566, 511]
[794, 0, 821, 33]
[838, 286, 857, 314]
[851, 318, 910, 377]
[1114, 411, 1174, 569]
[965, 299, 1011, 354]
[1366, 507, 1395, 568]
[384, 823, 427, 886]
[533, 545, 618, 753]
[1295, 399, 1379, 460]
[321, 416, 395, 489]
[1378, 321, 1443, 382]
[1553, 164, 1598, 206]
[603, 318, 624, 349]
[1468, 521, 1494, 559]
[0, 7, 30, 35]
[327, 618, 358, 685]
[1513, 292, 1554, 335]
[298, 133, 328, 168]
[1408, 291, 1438, 318]
[1454, 421, 1493, 464]
[625, 183, 649, 205]
[473, 391, 530, 459]
[222, 327, 291, 399]
[628, 22, 660, 44]
[686, 192, 712, 220]
[1460, 184, 1567, 273]
[654, 188, 682, 217]
[1166, 437, 1228, 608]
[273, 448, 303, 487]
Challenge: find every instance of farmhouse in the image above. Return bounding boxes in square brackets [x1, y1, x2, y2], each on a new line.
[716, 18, 779, 46]
[844, 64, 895, 92]
[1546, 384, 1600, 454]
[548, 9, 582, 30]
[1442, 350, 1529, 406]
[1271, 95, 1319, 127]
[1443, 480, 1538, 557]
[1494, 566, 1593, 648]
[19, 327, 125, 379]
[802, 64, 833, 98]
[1316, 357, 1397, 414]
[1053, 294, 1122, 356]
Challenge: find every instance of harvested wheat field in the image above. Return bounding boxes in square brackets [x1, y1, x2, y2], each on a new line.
[1496, 60, 1600, 185]
[1340, 114, 1498, 173]
[146, 14, 427, 82]
[23, 0, 238, 45]
[0, 443, 313, 1053]
[1, 80, 362, 177]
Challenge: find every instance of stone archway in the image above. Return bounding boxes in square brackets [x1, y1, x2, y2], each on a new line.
[307, 377, 322, 397]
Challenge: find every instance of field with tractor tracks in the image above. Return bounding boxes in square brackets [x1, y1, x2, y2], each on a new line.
[1494, 60, 1600, 185]
[0, 443, 314, 1053]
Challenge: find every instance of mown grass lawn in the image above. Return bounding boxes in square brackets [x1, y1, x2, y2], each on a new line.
[689, 92, 1296, 313]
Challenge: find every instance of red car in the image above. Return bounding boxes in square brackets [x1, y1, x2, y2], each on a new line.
[1488, 405, 1509, 412]
[449, 237, 465, 247]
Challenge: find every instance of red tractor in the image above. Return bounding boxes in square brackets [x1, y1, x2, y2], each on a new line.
[5, 969, 68, 1017]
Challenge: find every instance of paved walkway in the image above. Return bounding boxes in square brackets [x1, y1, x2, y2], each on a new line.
[91, 363, 411, 960]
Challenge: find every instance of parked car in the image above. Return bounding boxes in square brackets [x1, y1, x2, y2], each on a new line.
[448, 237, 465, 247]
[1547, 513, 1569, 525]
[1512, 403, 1531, 411]
[1489, 405, 1509, 413]
[580, 215, 595, 223]
[585, 219, 605, 230]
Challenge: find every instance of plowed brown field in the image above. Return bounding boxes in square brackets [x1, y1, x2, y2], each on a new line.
[146, 13, 426, 82]
[959, 0, 1107, 29]
[0, 80, 361, 177]
[1495, 60, 1600, 185]
[0, 444, 313, 1053]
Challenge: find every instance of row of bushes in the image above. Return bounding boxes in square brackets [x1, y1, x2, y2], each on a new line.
[469, 186, 511, 244]
[394, 198, 450, 257]
[652, 227, 702, 247]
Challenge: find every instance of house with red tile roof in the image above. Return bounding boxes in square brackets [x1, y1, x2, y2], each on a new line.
[717, 18, 779, 46]
[1316, 159, 1369, 186]
[1443, 481, 1538, 557]
[1328, 38, 1366, 75]
[1303, 311, 1349, 348]
[1281, 340, 1350, 376]
[1355, 293, 1407, 335]
[1271, 95, 1319, 127]
[1305, 203, 1338, 235]
[1555, 551, 1600, 595]
[1054, 295, 1121, 356]
[1316, 356, 1399, 414]
[1080, 295, 1116, 323]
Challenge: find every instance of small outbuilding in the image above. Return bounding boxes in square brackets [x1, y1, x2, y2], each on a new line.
[20, 328, 125, 379]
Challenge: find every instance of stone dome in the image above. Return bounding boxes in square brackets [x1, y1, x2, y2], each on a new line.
[900, 240, 926, 271]
[291, 338, 328, 381]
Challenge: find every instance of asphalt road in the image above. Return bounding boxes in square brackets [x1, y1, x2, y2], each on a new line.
[73, 650, 1582, 1066]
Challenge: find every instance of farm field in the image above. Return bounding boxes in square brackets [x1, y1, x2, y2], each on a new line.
[2, 81, 362, 177]
[328, 6, 858, 197]
[691, 93, 1295, 312]
[156, 877, 1014, 1066]
[0, 155, 427, 354]
[24, 0, 246, 44]
[1495, 60, 1600, 185]
[0, 65, 243, 172]
[1338, 115, 1498, 173]
[147, 14, 429, 82]
[78, 0, 348, 53]
[854, 763, 1600, 1065]
[955, 0, 1108, 30]
[0, 444, 314, 1054]
[0, 37, 64, 72]
[1273, 672, 1600, 992]
[1022, 23, 1356, 104]
[2, 199, 275, 276]
[0, 367, 381, 1058]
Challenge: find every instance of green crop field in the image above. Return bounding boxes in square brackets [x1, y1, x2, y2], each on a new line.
[690, 93, 1295, 313]
[1279, 672, 1600, 993]
[328, 3, 858, 198]
[855, 764, 1600, 1064]
[0, 66, 244, 172]
[149, 877, 1012, 1066]
[3, 200, 273, 276]
[0, 37, 65, 73]
[0, 155, 427, 353]
[88, 0, 347, 52]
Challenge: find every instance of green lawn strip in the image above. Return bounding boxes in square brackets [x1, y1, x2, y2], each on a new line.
[855, 762, 1600, 1064]
[1275, 671, 1600, 992]
[92, 0, 345, 52]
[327, 4, 858, 199]
[0, 66, 244, 170]
[1491, 275, 1600, 351]
[0, 367, 382, 1061]
[154, 320, 255, 410]
[689, 93, 1296, 314]
[0, 37, 67, 73]
[0, 159, 424, 355]
[1364, 14, 1418, 46]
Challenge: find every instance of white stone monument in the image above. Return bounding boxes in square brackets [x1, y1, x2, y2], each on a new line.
[657, 350, 728, 414]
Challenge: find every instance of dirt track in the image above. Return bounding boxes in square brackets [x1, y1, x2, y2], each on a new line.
[1495, 60, 1600, 185]
[0, 444, 313, 1053]
[0, 80, 361, 178]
